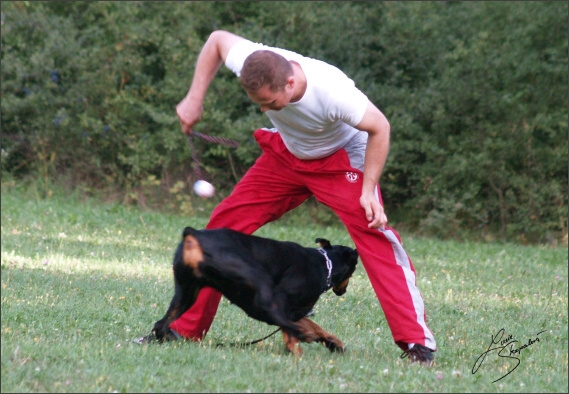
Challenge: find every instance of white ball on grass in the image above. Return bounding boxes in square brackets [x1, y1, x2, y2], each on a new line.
[193, 180, 215, 198]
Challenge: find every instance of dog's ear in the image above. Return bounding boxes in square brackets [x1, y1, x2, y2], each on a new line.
[351, 249, 359, 264]
[315, 238, 331, 249]
[183, 227, 198, 237]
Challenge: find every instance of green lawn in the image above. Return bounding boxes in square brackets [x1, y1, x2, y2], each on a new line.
[1, 183, 567, 392]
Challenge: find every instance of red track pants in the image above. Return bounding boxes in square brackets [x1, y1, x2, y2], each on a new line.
[170, 129, 437, 351]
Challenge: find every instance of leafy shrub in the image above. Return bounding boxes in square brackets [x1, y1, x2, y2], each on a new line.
[1, 1, 566, 244]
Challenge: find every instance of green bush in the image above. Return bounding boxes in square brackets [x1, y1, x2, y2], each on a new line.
[1, 1, 566, 244]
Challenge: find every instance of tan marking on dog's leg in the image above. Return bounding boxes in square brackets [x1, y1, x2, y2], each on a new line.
[282, 330, 303, 356]
[182, 235, 204, 276]
[295, 318, 345, 352]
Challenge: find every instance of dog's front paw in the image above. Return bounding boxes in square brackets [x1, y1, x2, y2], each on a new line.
[322, 336, 345, 353]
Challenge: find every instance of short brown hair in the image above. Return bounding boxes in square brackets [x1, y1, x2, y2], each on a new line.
[239, 50, 293, 93]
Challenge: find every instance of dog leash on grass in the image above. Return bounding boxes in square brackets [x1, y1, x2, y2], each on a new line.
[213, 309, 316, 348]
[215, 327, 282, 349]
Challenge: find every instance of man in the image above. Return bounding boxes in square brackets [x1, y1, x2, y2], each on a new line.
[170, 30, 436, 364]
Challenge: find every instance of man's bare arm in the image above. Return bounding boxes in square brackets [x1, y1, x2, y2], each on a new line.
[176, 30, 244, 134]
[354, 101, 391, 229]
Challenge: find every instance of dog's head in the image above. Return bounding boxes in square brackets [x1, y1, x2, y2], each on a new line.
[315, 238, 359, 296]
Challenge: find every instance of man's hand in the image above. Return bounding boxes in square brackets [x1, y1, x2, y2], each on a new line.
[360, 192, 388, 230]
[176, 94, 203, 135]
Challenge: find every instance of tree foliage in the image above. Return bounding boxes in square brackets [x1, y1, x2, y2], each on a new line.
[1, 1, 567, 244]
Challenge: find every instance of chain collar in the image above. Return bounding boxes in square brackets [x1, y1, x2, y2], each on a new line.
[317, 248, 333, 289]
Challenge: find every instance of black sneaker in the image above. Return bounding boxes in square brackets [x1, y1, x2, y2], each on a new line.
[400, 344, 435, 366]
[133, 328, 182, 345]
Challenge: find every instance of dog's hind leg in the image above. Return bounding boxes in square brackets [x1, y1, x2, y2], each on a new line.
[152, 232, 207, 342]
[153, 273, 202, 342]
[294, 318, 345, 353]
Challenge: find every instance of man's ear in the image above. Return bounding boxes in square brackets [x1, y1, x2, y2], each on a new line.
[286, 75, 295, 90]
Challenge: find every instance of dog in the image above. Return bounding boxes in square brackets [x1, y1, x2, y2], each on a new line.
[150, 227, 359, 356]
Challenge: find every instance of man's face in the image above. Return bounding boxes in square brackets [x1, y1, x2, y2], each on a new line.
[246, 80, 295, 113]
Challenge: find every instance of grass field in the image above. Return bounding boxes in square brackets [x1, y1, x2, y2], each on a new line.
[1, 183, 567, 392]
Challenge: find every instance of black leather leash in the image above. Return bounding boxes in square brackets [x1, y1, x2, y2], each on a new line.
[215, 327, 282, 349]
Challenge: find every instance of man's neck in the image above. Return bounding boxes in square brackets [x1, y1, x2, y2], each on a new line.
[290, 61, 307, 103]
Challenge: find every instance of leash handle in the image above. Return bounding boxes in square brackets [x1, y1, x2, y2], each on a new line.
[187, 134, 202, 180]
[192, 131, 239, 148]
[187, 130, 238, 181]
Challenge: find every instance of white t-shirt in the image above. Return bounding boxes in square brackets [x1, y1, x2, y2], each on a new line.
[225, 39, 370, 170]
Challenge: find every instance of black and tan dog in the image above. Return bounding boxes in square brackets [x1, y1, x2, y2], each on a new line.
[150, 227, 359, 355]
